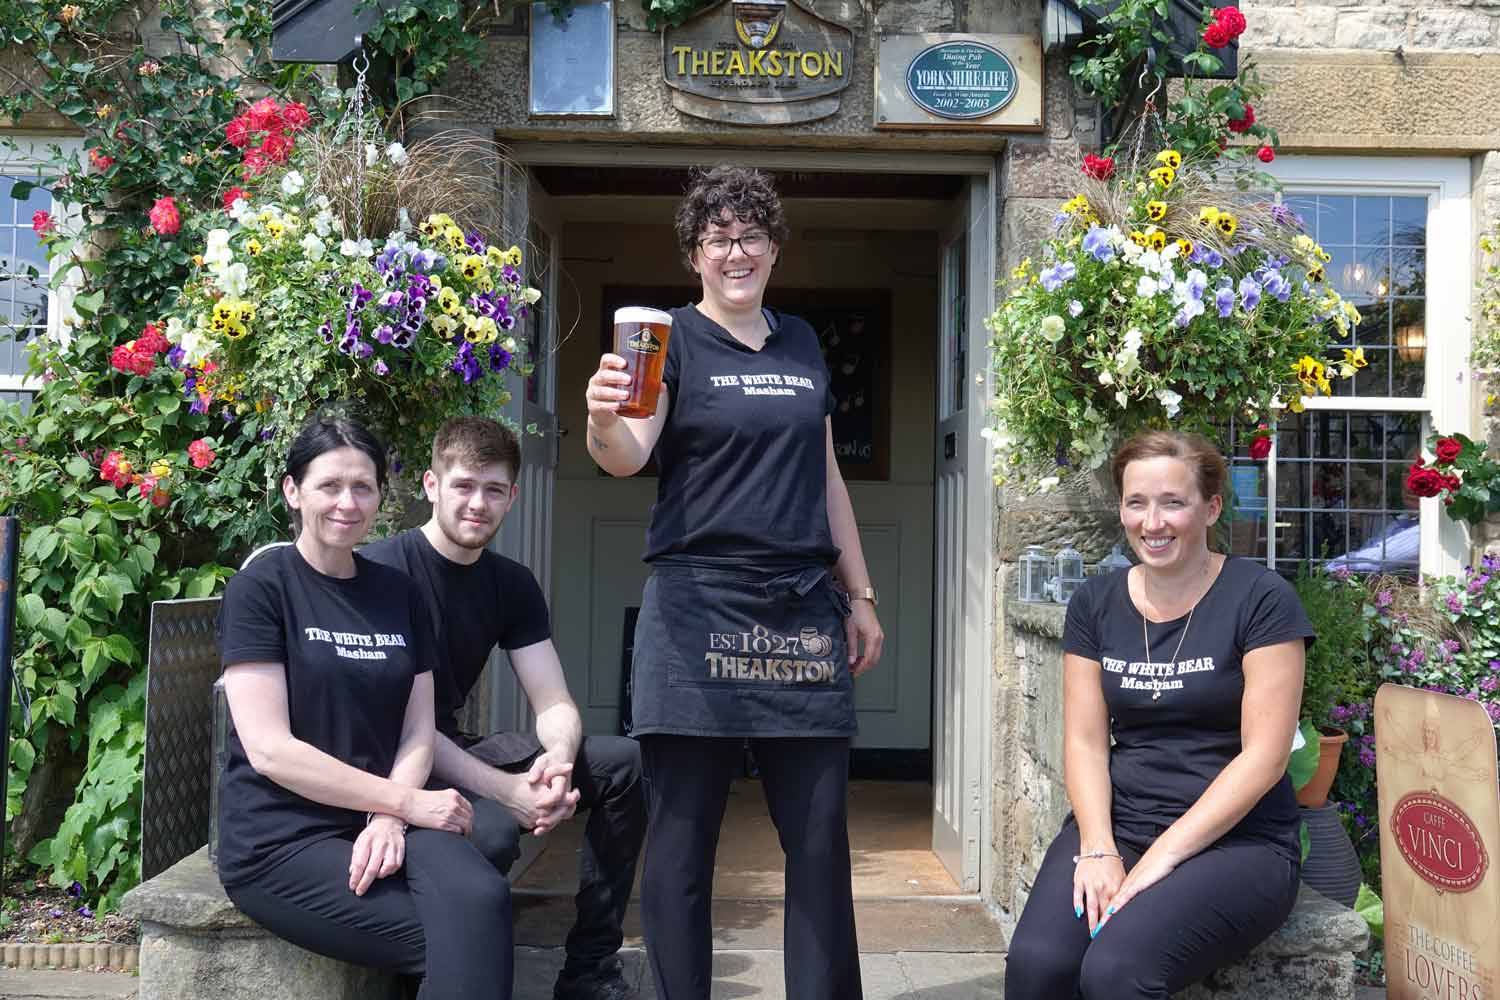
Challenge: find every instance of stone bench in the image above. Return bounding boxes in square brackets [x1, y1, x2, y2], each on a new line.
[120, 847, 401, 1000]
[1173, 885, 1371, 1000]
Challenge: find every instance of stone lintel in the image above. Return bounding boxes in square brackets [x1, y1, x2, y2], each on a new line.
[1008, 599, 1066, 639]
[1249, 49, 1500, 154]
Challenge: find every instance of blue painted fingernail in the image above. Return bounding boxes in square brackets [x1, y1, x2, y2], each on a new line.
[1107, 905, 1115, 915]
[1090, 925, 1099, 939]
[1074, 905, 1083, 919]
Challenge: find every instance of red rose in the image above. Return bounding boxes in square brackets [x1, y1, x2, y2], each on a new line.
[225, 115, 251, 149]
[258, 131, 294, 164]
[1249, 436, 1272, 460]
[100, 450, 123, 486]
[1443, 473, 1462, 493]
[136, 323, 169, 355]
[1082, 154, 1115, 180]
[1257, 146, 1275, 163]
[1215, 6, 1248, 38]
[1406, 461, 1447, 499]
[222, 186, 247, 212]
[1226, 104, 1256, 134]
[31, 210, 54, 236]
[241, 148, 270, 179]
[1434, 436, 1463, 464]
[149, 196, 181, 236]
[1203, 23, 1231, 48]
[246, 97, 283, 134]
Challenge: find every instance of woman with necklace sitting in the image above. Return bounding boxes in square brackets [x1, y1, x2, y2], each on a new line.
[1004, 430, 1313, 1000]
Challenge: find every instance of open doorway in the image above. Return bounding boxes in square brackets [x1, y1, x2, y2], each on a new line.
[494, 152, 995, 897]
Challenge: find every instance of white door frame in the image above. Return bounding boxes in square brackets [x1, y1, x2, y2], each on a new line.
[506, 140, 998, 895]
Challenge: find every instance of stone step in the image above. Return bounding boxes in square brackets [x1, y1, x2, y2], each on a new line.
[513, 892, 1000, 953]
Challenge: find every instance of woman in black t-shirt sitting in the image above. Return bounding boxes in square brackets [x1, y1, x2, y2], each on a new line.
[216, 416, 513, 1000]
[1005, 430, 1314, 1000]
[585, 166, 883, 999]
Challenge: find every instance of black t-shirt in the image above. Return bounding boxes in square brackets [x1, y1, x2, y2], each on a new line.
[361, 530, 551, 742]
[215, 545, 436, 887]
[1062, 556, 1315, 858]
[643, 305, 839, 564]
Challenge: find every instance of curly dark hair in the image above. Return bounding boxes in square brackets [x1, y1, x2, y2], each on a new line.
[673, 164, 789, 270]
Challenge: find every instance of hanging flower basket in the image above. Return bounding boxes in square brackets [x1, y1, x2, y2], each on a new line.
[986, 139, 1364, 483]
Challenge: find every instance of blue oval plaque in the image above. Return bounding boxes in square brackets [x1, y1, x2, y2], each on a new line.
[905, 40, 1018, 120]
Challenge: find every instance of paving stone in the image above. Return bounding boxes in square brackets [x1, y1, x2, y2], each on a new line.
[896, 951, 1005, 998]
[0, 969, 139, 999]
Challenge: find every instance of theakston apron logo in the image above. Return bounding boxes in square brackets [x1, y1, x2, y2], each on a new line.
[704, 623, 838, 683]
[625, 330, 662, 354]
[1390, 791, 1490, 892]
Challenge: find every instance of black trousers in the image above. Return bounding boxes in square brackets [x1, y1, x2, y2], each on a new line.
[464, 734, 645, 975]
[1004, 819, 1300, 1000]
[225, 829, 512, 1000]
[638, 735, 862, 1000]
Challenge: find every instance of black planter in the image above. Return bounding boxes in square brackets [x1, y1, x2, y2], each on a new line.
[1299, 801, 1362, 908]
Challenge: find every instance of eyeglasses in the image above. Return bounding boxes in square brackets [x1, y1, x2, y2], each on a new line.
[697, 231, 772, 260]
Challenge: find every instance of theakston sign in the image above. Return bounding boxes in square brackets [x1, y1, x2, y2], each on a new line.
[662, 0, 854, 125]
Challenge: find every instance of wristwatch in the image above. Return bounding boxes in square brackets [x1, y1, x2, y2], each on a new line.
[850, 587, 878, 606]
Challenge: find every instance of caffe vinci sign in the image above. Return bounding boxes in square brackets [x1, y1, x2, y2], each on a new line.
[1375, 684, 1500, 1000]
[663, 0, 854, 125]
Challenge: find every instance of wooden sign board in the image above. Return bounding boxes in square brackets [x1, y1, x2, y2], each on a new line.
[1375, 683, 1500, 1000]
[874, 33, 1043, 132]
[661, 0, 855, 126]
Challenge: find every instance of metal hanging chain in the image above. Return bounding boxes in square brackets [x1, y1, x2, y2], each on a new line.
[351, 40, 369, 241]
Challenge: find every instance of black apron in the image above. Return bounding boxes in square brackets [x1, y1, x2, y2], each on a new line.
[629, 557, 857, 738]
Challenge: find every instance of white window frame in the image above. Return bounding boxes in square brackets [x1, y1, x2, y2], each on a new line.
[0, 135, 84, 393]
[1259, 155, 1473, 580]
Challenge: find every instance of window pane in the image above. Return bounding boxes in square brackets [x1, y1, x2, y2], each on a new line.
[1315, 196, 1356, 244]
[1391, 196, 1427, 246]
[0, 173, 52, 380]
[1355, 196, 1391, 245]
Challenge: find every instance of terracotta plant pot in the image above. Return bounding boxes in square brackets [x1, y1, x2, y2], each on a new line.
[1294, 728, 1348, 809]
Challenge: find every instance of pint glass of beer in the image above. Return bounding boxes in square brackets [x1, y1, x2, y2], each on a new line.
[612, 307, 674, 419]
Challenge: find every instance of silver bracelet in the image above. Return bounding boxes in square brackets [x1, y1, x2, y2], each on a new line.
[1072, 851, 1122, 863]
[366, 811, 409, 833]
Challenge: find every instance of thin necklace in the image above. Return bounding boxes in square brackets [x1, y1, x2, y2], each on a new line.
[1138, 556, 1212, 702]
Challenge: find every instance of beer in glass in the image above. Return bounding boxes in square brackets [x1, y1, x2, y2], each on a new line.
[612, 307, 674, 419]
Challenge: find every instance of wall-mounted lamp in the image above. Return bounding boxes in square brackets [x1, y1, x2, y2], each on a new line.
[1395, 321, 1426, 363]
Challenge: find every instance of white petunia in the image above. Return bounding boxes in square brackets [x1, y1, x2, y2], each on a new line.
[340, 238, 373, 258]
[1156, 388, 1183, 418]
[312, 210, 334, 238]
[522, 286, 542, 305]
[228, 197, 251, 221]
[1098, 370, 1114, 385]
[386, 142, 409, 166]
[312, 194, 331, 211]
[280, 170, 305, 197]
[300, 233, 326, 261]
[365, 143, 379, 167]
[1039, 314, 1066, 343]
[1122, 327, 1143, 353]
[1135, 275, 1159, 299]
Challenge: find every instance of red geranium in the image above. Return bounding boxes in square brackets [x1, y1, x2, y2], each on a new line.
[245, 97, 284, 134]
[188, 438, 217, 469]
[31, 210, 54, 236]
[222, 186, 247, 212]
[1257, 146, 1275, 163]
[136, 323, 170, 355]
[1203, 23, 1231, 48]
[1226, 104, 1256, 134]
[1434, 436, 1463, 464]
[111, 341, 155, 376]
[1249, 436, 1272, 460]
[149, 196, 181, 236]
[225, 116, 250, 149]
[1082, 154, 1115, 180]
[88, 148, 114, 171]
[282, 102, 311, 131]
[258, 131, 294, 165]
[1406, 460, 1447, 499]
[1215, 6, 1248, 38]
[241, 148, 270, 178]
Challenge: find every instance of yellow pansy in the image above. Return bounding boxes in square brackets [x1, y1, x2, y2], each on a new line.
[486, 246, 505, 267]
[1148, 165, 1175, 188]
[476, 273, 495, 294]
[421, 217, 442, 239]
[1175, 238, 1194, 257]
[1294, 234, 1316, 254]
[212, 301, 236, 324]
[463, 316, 485, 343]
[1147, 230, 1168, 251]
[1339, 347, 1368, 378]
[430, 313, 457, 336]
[1198, 206, 1220, 226]
[428, 274, 443, 292]
[236, 301, 256, 325]
[1146, 201, 1167, 222]
[503, 245, 523, 268]
[1129, 231, 1148, 247]
[1315, 245, 1331, 263]
[1155, 149, 1183, 170]
[438, 286, 461, 315]
[265, 219, 285, 240]
[1061, 195, 1090, 216]
[1215, 212, 1238, 238]
[1289, 397, 1306, 413]
[1342, 301, 1362, 325]
[1308, 264, 1325, 282]
[443, 226, 466, 251]
[246, 238, 263, 256]
[460, 254, 485, 281]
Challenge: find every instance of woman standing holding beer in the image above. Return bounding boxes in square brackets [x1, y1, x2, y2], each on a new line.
[586, 164, 882, 1000]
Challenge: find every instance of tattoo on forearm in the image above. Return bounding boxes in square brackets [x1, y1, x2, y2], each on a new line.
[590, 433, 609, 450]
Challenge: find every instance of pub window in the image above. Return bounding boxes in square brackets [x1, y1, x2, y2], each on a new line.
[1223, 159, 1472, 580]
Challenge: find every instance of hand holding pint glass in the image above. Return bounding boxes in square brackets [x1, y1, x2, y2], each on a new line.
[589, 307, 674, 421]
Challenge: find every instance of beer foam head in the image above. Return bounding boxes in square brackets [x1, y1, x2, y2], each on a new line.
[614, 306, 673, 327]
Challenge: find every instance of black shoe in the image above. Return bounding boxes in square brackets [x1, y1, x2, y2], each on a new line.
[553, 957, 633, 1000]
